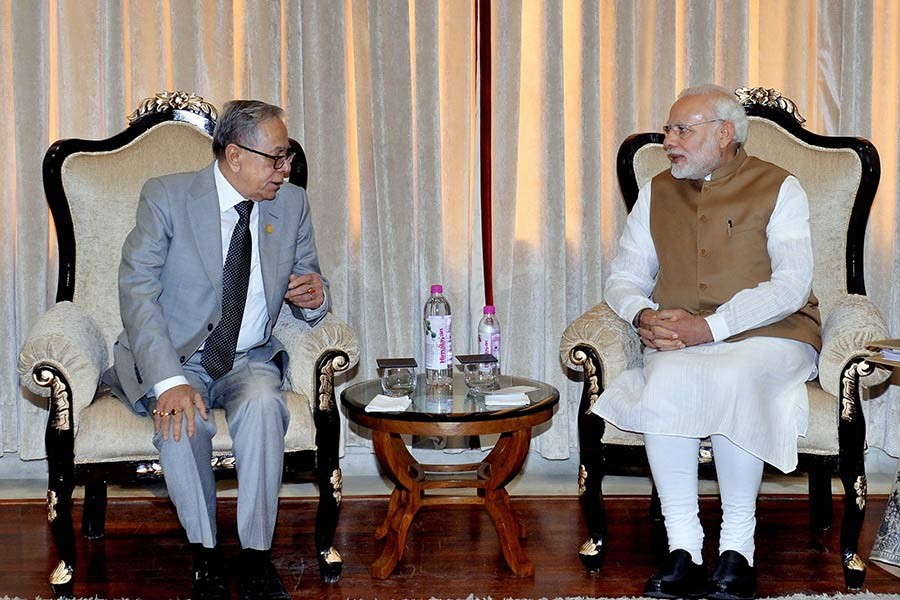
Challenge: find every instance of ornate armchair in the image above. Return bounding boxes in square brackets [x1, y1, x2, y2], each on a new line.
[17, 92, 359, 598]
[559, 87, 888, 590]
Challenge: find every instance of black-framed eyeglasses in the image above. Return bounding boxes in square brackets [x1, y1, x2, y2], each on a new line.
[662, 119, 723, 139]
[235, 143, 296, 170]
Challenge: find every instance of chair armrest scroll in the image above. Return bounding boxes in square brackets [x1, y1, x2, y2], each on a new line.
[17, 301, 108, 419]
[275, 310, 360, 400]
[819, 294, 890, 396]
[559, 302, 642, 389]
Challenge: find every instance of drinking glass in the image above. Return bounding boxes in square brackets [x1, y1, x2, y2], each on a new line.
[463, 361, 499, 394]
[381, 367, 417, 397]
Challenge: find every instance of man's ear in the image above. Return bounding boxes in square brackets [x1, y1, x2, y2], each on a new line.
[718, 120, 736, 149]
[224, 144, 242, 173]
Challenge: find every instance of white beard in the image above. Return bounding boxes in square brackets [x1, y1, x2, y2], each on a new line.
[670, 134, 723, 180]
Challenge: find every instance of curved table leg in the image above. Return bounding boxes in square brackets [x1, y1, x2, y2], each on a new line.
[375, 488, 403, 540]
[369, 431, 423, 579]
[480, 428, 535, 577]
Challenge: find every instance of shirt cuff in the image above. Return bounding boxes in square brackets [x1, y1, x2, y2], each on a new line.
[300, 287, 329, 321]
[153, 375, 190, 399]
[705, 313, 729, 343]
[626, 302, 656, 331]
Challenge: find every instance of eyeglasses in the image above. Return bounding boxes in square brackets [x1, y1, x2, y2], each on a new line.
[235, 143, 296, 170]
[662, 119, 723, 139]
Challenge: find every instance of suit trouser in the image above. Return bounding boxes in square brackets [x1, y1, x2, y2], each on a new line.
[151, 351, 290, 550]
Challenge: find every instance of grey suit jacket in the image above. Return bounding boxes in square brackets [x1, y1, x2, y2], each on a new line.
[104, 162, 330, 413]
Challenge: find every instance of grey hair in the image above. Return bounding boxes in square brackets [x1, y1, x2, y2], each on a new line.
[678, 84, 748, 146]
[212, 100, 285, 159]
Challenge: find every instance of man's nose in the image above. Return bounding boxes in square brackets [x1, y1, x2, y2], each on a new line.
[663, 130, 679, 149]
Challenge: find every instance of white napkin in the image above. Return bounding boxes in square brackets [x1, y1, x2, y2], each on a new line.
[365, 394, 412, 412]
[484, 385, 536, 407]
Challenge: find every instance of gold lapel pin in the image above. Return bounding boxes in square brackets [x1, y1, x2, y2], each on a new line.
[265, 224, 274, 234]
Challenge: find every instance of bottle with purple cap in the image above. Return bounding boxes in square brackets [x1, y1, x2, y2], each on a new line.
[477, 305, 501, 368]
[424, 284, 453, 385]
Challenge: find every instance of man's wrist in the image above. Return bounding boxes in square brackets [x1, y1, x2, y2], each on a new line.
[153, 375, 189, 399]
[633, 308, 649, 328]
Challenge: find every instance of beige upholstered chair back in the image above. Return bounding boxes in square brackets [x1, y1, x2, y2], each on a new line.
[631, 116, 863, 319]
[60, 122, 213, 350]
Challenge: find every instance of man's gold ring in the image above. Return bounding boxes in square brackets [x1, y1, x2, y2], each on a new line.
[307, 287, 315, 296]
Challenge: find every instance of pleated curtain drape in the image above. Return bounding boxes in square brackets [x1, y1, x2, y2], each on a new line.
[2, 0, 899, 467]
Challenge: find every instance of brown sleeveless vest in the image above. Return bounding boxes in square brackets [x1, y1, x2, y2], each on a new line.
[649, 148, 822, 351]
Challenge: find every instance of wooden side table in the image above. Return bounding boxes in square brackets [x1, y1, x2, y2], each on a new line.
[341, 374, 559, 578]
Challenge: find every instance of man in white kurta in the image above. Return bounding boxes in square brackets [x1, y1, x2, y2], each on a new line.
[597, 85, 821, 600]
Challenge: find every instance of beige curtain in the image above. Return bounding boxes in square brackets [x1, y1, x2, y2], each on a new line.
[2, 0, 899, 467]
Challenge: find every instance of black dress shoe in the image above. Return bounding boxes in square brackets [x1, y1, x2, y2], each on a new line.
[708, 550, 756, 600]
[238, 549, 290, 600]
[644, 549, 708, 599]
[191, 545, 228, 600]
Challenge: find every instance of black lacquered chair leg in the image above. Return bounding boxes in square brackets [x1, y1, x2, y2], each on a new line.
[82, 480, 108, 539]
[837, 357, 872, 590]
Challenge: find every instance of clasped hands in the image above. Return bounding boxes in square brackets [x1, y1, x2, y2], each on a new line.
[284, 272, 324, 309]
[636, 308, 713, 351]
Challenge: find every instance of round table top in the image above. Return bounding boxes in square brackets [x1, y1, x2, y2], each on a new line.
[341, 373, 559, 431]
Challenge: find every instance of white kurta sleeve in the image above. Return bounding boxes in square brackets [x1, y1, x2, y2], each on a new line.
[704, 176, 815, 341]
[603, 182, 660, 327]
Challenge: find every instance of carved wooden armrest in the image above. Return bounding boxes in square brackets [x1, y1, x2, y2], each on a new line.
[17, 301, 108, 422]
[819, 294, 889, 396]
[274, 310, 359, 403]
[559, 302, 642, 389]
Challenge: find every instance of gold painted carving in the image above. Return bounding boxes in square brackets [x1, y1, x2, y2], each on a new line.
[578, 464, 587, 497]
[49, 560, 74, 585]
[318, 354, 349, 412]
[735, 87, 806, 124]
[579, 538, 600, 556]
[211, 455, 237, 470]
[331, 468, 343, 506]
[47, 489, 58, 523]
[855, 476, 867, 510]
[127, 91, 217, 124]
[135, 454, 236, 478]
[322, 546, 343, 564]
[571, 348, 600, 414]
[136, 461, 164, 477]
[33, 368, 71, 431]
[846, 552, 866, 572]
[841, 360, 873, 422]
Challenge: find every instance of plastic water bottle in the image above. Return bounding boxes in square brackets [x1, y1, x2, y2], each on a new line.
[424, 285, 453, 385]
[477, 305, 501, 364]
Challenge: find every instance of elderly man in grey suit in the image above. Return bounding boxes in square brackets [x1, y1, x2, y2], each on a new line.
[103, 100, 328, 600]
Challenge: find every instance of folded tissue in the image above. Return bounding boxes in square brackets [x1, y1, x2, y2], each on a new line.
[366, 394, 412, 412]
[484, 385, 537, 407]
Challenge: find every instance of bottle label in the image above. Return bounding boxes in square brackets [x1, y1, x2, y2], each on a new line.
[478, 332, 501, 360]
[425, 315, 453, 369]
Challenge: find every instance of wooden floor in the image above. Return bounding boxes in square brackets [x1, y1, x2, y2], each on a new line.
[3, 494, 900, 598]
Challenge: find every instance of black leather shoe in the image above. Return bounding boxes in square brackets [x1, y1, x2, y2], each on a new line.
[644, 549, 708, 599]
[708, 550, 756, 600]
[191, 545, 228, 600]
[238, 549, 290, 600]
